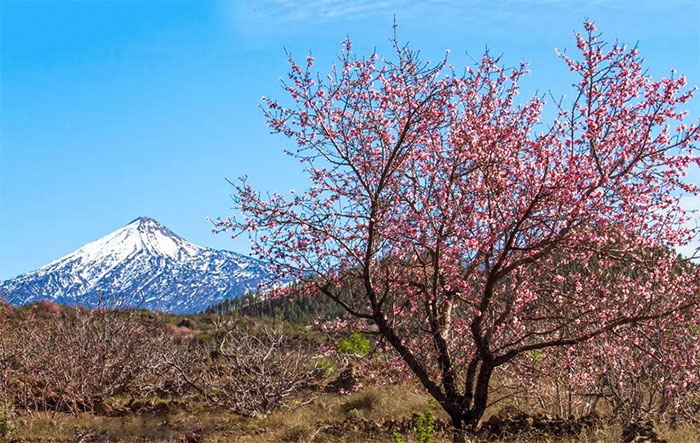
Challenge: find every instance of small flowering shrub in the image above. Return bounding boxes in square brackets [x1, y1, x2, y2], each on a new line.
[165, 323, 196, 343]
[35, 299, 61, 318]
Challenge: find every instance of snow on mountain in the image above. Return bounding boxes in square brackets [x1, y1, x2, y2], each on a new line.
[0, 217, 281, 314]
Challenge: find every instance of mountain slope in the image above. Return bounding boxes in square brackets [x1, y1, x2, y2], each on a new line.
[0, 217, 279, 313]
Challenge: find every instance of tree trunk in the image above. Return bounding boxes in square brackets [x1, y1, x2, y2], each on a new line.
[452, 362, 494, 441]
[467, 362, 493, 426]
[451, 414, 465, 443]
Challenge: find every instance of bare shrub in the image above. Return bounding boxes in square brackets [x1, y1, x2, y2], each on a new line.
[166, 319, 321, 417]
[500, 318, 700, 425]
[586, 325, 700, 425]
[1, 304, 183, 415]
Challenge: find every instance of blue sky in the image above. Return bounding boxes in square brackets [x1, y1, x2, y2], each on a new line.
[1, 0, 699, 279]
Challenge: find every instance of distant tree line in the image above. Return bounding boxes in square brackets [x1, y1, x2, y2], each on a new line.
[203, 291, 345, 324]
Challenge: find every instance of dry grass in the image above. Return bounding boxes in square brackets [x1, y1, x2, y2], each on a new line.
[12, 384, 700, 443]
[11, 407, 700, 443]
[657, 422, 700, 443]
[16, 384, 696, 443]
[9, 384, 434, 442]
[13, 412, 231, 442]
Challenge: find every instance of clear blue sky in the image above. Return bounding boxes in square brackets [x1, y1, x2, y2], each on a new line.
[1, 0, 699, 279]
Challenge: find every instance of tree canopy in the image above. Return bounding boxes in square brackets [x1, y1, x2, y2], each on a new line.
[222, 22, 700, 440]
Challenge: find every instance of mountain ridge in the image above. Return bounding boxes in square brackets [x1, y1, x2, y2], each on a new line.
[0, 217, 279, 314]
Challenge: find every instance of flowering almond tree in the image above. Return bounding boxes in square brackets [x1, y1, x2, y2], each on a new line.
[223, 23, 700, 439]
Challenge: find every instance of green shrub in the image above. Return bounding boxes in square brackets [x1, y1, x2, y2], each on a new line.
[313, 358, 336, 378]
[392, 431, 406, 443]
[196, 332, 213, 343]
[337, 332, 371, 356]
[415, 399, 437, 443]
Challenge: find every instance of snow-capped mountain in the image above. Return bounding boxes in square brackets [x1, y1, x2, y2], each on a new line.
[0, 217, 280, 314]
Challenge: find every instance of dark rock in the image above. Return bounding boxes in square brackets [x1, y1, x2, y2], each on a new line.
[177, 318, 195, 328]
[73, 428, 109, 443]
[621, 420, 667, 443]
[325, 364, 358, 393]
[478, 411, 602, 440]
[179, 426, 204, 443]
